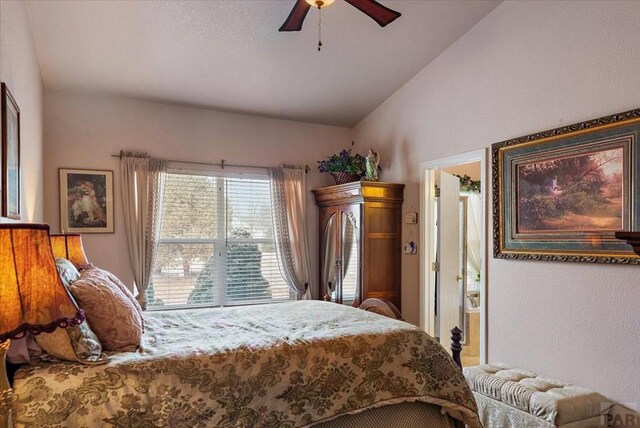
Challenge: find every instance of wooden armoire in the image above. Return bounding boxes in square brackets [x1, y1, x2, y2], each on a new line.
[312, 181, 404, 310]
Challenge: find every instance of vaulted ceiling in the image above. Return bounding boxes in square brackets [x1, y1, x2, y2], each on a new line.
[26, 0, 500, 127]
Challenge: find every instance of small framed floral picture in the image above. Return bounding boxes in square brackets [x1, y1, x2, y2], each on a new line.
[59, 168, 114, 233]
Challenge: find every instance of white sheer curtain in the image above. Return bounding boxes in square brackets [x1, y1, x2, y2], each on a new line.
[144, 159, 166, 307]
[465, 192, 482, 292]
[120, 151, 166, 309]
[269, 166, 312, 300]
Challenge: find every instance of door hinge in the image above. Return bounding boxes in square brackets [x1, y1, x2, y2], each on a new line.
[434, 186, 441, 198]
[432, 261, 440, 272]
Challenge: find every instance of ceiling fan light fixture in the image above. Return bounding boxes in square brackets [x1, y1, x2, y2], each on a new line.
[305, 0, 335, 8]
[279, 0, 401, 51]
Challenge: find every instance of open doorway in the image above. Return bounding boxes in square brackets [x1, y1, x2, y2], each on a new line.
[419, 149, 487, 365]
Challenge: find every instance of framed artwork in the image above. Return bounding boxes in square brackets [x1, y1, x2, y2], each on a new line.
[492, 108, 640, 264]
[59, 168, 114, 233]
[1, 82, 20, 219]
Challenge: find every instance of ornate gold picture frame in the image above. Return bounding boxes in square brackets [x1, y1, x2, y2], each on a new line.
[1, 82, 20, 219]
[492, 108, 640, 264]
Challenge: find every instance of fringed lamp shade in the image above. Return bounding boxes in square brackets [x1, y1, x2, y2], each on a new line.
[0, 224, 85, 342]
[50, 233, 91, 269]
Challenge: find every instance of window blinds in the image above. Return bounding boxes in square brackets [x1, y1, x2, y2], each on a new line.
[149, 172, 293, 309]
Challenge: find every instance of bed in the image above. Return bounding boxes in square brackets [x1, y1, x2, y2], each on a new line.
[11, 300, 480, 427]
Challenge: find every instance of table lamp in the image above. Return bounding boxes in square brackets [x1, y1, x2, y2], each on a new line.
[49, 233, 91, 269]
[0, 224, 85, 426]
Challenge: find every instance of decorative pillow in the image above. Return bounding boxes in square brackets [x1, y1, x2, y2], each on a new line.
[55, 258, 81, 287]
[68, 268, 144, 352]
[34, 321, 105, 364]
[11, 260, 103, 364]
[89, 267, 145, 330]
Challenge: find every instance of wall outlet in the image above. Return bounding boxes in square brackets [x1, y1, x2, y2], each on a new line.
[404, 212, 418, 224]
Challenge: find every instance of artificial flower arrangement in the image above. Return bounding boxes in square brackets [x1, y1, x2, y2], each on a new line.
[454, 174, 481, 193]
[317, 149, 367, 184]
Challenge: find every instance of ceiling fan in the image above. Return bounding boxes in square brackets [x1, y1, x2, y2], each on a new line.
[279, 0, 401, 32]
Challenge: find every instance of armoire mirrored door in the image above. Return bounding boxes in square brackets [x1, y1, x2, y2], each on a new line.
[340, 207, 361, 306]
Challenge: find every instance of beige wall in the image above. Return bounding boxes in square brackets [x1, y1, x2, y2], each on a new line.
[43, 90, 352, 295]
[353, 0, 640, 411]
[0, 0, 44, 222]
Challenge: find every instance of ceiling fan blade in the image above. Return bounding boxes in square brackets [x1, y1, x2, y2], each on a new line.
[344, 0, 401, 27]
[279, 0, 312, 32]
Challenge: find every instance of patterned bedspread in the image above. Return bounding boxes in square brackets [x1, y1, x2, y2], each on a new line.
[12, 301, 480, 427]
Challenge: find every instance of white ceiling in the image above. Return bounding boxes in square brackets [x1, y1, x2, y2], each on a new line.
[26, 0, 500, 127]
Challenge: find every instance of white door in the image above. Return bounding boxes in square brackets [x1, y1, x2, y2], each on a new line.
[420, 150, 487, 363]
[434, 170, 461, 346]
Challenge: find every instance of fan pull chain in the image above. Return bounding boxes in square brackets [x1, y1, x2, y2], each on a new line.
[317, 5, 322, 51]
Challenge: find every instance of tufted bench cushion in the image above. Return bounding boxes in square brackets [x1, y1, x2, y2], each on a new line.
[463, 364, 610, 427]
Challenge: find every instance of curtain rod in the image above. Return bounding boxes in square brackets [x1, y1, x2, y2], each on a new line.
[110, 154, 310, 173]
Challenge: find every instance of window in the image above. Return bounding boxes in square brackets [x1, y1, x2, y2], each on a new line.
[148, 171, 293, 309]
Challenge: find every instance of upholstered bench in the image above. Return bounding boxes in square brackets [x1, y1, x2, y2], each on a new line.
[463, 364, 610, 428]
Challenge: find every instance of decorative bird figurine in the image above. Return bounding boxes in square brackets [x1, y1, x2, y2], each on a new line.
[365, 149, 380, 181]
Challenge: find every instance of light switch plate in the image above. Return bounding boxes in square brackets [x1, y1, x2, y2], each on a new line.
[404, 212, 418, 224]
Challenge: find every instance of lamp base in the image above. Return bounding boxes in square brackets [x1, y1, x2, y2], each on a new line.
[0, 339, 12, 428]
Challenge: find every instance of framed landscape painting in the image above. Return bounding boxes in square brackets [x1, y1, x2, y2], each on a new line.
[1, 82, 20, 219]
[492, 108, 640, 264]
[60, 168, 114, 233]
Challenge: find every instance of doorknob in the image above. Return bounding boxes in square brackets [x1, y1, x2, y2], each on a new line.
[456, 274, 463, 281]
